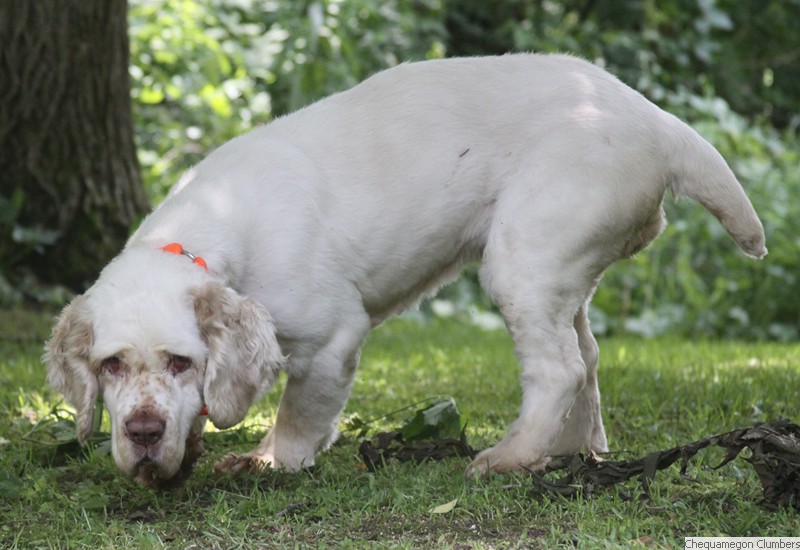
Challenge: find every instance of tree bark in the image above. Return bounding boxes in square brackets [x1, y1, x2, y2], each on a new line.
[0, 0, 148, 290]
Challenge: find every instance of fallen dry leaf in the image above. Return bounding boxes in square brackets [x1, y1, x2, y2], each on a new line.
[530, 419, 800, 512]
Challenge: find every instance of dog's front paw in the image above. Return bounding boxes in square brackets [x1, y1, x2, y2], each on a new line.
[465, 445, 550, 477]
[213, 452, 280, 475]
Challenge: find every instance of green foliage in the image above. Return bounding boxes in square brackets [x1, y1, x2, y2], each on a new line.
[401, 396, 463, 441]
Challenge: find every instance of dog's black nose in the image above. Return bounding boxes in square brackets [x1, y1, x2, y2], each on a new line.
[125, 412, 166, 447]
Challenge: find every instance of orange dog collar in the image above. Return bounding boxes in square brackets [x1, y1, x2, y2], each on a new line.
[160, 242, 208, 271]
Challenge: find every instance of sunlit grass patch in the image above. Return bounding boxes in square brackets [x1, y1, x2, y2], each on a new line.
[1, 311, 798, 548]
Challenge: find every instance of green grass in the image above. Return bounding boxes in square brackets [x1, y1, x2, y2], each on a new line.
[1, 309, 798, 548]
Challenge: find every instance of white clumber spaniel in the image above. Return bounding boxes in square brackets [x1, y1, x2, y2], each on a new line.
[44, 54, 766, 486]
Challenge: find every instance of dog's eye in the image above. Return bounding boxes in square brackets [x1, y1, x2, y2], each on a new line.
[168, 355, 193, 376]
[101, 356, 123, 376]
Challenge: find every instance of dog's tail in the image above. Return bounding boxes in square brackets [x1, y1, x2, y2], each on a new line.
[663, 114, 767, 259]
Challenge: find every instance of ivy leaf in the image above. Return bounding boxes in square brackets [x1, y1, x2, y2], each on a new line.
[358, 398, 476, 471]
[401, 397, 462, 442]
[341, 414, 370, 438]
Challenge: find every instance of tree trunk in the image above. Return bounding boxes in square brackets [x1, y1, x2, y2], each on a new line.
[0, 0, 148, 290]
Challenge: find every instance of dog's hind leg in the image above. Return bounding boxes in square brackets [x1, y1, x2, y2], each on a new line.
[548, 300, 608, 456]
[467, 213, 607, 475]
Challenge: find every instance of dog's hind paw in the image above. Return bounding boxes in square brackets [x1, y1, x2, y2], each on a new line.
[464, 446, 550, 477]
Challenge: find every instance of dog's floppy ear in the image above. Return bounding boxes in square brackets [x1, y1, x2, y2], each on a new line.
[193, 282, 284, 429]
[43, 295, 98, 443]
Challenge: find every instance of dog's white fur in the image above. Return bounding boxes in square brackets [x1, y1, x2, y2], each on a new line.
[44, 54, 766, 484]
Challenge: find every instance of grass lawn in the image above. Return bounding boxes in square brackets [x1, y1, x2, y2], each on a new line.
[1, 308, 798, 548]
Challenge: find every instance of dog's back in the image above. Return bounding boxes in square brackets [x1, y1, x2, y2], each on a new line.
[144, 54, 763, 319]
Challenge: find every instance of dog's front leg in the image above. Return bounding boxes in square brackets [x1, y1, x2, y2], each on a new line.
[215, 320, 368, 474]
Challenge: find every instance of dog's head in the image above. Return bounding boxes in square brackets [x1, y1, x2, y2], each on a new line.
[43, 248, 284, 486]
